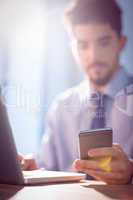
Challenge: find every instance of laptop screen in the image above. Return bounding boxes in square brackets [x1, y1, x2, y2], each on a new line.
[0, 97, 24, 185]
[0, 97, 86, 185]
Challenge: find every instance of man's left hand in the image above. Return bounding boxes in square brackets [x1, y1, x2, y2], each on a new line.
[73, 144, 133, 184]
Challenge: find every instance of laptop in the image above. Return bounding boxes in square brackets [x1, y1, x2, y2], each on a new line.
[0, 98, 85, 185]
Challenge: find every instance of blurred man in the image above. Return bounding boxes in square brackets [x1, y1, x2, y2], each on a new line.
[21, 0, 133, 184]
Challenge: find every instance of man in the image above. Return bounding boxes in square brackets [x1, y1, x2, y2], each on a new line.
[20, 0, 133, 184]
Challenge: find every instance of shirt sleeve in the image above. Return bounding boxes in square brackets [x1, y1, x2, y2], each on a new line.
[35, 99, 61, 171]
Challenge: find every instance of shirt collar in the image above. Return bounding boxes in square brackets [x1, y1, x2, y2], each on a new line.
[80, 67, 131, 100]
[104, 67, 130, 99]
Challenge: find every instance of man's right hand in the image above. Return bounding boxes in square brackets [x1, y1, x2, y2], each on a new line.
[18, 154, 38, 171]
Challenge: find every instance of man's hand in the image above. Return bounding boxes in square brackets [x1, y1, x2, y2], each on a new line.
[18, 154, 38, 171]
[73, 144, 133, 184]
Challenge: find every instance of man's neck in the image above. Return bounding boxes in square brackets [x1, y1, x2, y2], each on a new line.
[91, 84, 106, 93]
[89, 66, 122, 94]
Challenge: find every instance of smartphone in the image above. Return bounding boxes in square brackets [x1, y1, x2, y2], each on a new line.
[79, 128, 112, 160]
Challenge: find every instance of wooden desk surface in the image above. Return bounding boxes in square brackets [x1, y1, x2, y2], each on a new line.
[0, 181, 133, 200]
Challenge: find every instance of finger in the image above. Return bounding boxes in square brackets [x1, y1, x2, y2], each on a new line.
[27, 160, 38, 170]
[18, 154, 28, 170]
[113, 143, 123, 150]
[74, 157, 124, 174]
[74, 159, 100, 171]
[113, 144, 128, 159]
[84, 169, 123, 184]
[21, 159, 30, 170]
[18, 154, 24, 162]
[88, 147, 121, 158]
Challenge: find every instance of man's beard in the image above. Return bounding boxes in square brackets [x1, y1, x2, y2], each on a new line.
[85, 61, 118, 87]
[89, 70, 114, 86]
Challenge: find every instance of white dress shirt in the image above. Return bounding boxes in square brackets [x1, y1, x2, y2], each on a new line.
[36, 67, 133, 171]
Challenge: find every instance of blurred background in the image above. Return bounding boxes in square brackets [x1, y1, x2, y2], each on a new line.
[0, 0, 133, 154]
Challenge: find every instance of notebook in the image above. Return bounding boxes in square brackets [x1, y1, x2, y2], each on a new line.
[0, 98, 85, 185]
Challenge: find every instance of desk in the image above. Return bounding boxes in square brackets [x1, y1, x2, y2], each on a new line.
[0, 181, 133, 200]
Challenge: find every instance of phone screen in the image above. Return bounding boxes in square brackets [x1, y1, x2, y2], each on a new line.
[79, 128, 112, 160]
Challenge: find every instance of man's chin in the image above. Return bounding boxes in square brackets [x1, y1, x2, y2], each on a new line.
[90, 76, 111, 86]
